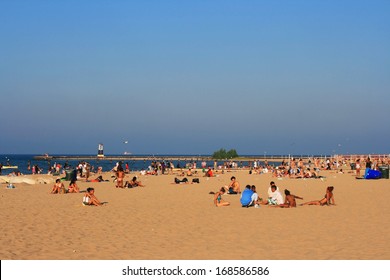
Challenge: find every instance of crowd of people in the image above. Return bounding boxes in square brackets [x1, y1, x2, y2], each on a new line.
[212, 178, 336, 208]
[9, 155, 388, 208]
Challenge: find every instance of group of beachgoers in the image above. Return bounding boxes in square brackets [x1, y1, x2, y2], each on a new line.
[49, 179, 105, 206]
[247, 156, 388, 180]
[114, 164, 145, 188]
[212, 176, 335, 208]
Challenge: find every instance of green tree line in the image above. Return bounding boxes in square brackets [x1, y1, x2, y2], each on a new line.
[212, 148, 239, 159]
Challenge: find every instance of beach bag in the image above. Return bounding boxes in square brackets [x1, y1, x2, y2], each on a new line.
[192, 178, 200, 183]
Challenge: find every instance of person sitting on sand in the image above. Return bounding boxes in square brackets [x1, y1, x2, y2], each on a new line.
[125, 176, 145, 188]
[68, 180, 79, 193]
[240, 185, 254, 207]
[205, 167, 213, 177]
[212, 187, 230, 207]
[83, 187, 103, 206]
[277, 189, 303, 208]
[50, 179, 66, 194]
[187, 168, 193, 176]
[261, 183, 284, 206]
[301, 186, 335, 206]
[249, 185, 261, 207]
[223, 176, 241, 194]
[267, 181, 280, 198]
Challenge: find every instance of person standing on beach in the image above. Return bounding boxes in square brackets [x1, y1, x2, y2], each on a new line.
[116, 166, 125, 188]
[0, 163, 2, 175]
[356, 159, 361, 177]
[365, 157, 372, 169]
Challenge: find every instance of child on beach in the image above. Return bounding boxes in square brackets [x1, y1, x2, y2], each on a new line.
[301, 186, 335, 206]
[83, 187, 104, 206]
[50, 179, 66, 194]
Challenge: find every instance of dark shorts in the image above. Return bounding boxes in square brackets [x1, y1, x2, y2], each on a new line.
[228, 188, 238, 194]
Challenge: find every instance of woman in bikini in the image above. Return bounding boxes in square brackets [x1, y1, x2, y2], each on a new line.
[83, 187, 103, 206]
[301, 186, 335, 206]
[50, 179, 66, 194]
[212, 187, 230, 207]
[68, 180, 79, 193]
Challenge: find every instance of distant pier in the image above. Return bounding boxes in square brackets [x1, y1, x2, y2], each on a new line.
[33, 154, 329, 162]
[33, 155, 213, 162]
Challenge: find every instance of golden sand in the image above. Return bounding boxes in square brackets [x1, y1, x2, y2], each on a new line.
[1, 169, 389, 260]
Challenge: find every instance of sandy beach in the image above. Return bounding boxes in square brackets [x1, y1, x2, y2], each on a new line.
[1, 168, 389, 260]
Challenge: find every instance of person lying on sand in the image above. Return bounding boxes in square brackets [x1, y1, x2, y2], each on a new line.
[210, 187, 230, 207]
[301, 186, 335, 206]
[89, 175, 108, 182]
[50, 179, 66, 194]
[83, 187, 104, 206]
[125, 176, 145, 188]
[277, 189, 303, 208]
[68, 180, 79, 193]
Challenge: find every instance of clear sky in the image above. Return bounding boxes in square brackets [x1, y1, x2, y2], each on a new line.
[1, 0, 389, 155]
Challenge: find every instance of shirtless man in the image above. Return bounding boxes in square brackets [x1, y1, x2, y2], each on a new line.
[224, 176, 241, 194]
[116, 166, 125, 188]
[278, 189, 303, 208]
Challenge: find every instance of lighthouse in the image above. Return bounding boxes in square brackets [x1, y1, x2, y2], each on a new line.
[97, 143, 104, 158]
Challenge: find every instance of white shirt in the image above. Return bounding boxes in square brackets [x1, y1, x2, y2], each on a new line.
[251, 192, 259, 204]
[270, 190, 284, 205]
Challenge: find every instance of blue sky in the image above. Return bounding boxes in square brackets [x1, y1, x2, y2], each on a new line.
[1, 0, 389, 155]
